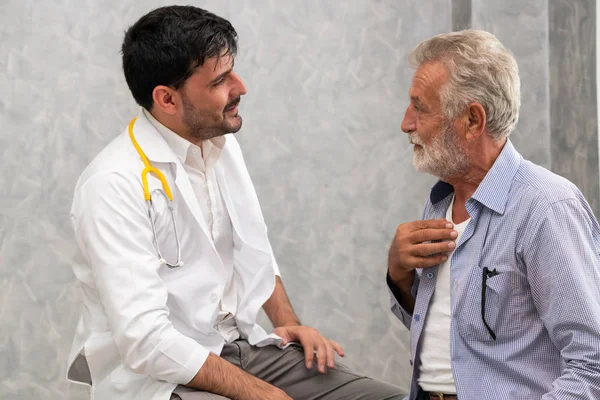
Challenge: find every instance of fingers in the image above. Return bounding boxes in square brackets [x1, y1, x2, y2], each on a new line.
[296, 328, 342, 373]
[318, 337, 345, 372]
[331, 340, 344, 357]
[389, 219, 458, 273]
[325, 341, 335, 369]
[407, 253, 449, 269]
[412, 241, 455, 257]
[410, 227, 457, 245]
[410, 218, 454, 232]
[300, 336, 315, 369]
[317, 338, 342, 372]
[315, 339, 328, 373]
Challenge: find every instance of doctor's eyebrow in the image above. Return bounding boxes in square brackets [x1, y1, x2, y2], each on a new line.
[209, 69, 232, 85]
[208, 58, 236, 86]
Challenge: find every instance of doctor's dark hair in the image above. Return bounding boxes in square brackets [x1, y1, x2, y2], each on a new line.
[121, 5, 238, 110]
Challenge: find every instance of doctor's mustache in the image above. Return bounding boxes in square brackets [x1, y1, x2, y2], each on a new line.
[224, 97, 241, 112]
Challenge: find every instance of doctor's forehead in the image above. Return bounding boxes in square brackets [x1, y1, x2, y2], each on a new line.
[189, 54, 235, 80]
[205, 53, 234, 73]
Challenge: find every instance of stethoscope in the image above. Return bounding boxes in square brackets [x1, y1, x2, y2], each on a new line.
[128, 117, 183, 268]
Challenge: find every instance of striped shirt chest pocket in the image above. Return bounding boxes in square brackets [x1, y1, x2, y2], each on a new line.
[455, 265, 534, 342]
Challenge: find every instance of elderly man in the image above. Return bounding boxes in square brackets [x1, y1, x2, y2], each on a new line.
[387, 29, 600, 400]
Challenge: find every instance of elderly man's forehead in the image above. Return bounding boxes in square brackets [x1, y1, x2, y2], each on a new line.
[416, 62, 448, 85]
[409, 62, 448, 98]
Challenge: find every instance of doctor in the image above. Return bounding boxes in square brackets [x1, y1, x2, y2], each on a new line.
[67, 5, 402, 400]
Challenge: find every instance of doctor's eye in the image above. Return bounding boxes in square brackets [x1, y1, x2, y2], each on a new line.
[212, 78, 225, 87]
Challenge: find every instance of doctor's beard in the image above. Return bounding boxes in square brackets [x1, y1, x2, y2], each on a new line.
[181, 94, 243, 142]
[409, 121, 471, 181]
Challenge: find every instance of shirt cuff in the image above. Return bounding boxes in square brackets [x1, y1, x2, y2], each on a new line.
[387, 271, 406, 304]
[153, 333, 210, 385]
[386, 271, 416, 330]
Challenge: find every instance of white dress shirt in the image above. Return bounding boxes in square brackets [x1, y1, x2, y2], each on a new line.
[144, 109, 240, 342]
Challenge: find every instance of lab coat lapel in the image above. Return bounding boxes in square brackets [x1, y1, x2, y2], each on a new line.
[131, 111, 215, 248]
[215, 139, 275, 336]
[215, 154, 269, 255]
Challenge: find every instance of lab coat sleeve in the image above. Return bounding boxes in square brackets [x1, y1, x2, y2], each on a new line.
[71, 171, 209, 385]
[268, 243, 281, 277]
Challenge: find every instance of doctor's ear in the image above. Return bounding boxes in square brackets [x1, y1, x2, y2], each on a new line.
[152, 85, 179, 115]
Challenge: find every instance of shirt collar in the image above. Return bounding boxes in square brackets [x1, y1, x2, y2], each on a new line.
[143, 109, 191, 164]
[142, 109, 226, 165]
[429, 140, 522, 215]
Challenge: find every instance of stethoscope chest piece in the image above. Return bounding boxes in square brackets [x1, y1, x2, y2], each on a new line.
[129, 117, 184, 269]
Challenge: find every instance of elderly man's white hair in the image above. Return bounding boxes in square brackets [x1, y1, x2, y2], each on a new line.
[409, 29, 521, 141]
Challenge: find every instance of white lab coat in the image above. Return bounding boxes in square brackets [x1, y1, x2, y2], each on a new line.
[67, 110, 282, 400]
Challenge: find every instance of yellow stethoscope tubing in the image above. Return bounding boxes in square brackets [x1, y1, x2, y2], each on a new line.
[127, 117, 183, 268]
[128, 117, 174, 201]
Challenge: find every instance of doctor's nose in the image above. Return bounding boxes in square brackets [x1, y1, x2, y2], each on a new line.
[231, 71, 247, 97]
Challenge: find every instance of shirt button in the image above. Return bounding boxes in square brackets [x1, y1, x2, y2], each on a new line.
[191, 147, 200, 155]
[210, 294, 218, 302]
[414, 314, 420, 322]
[426, 272, 434, 279]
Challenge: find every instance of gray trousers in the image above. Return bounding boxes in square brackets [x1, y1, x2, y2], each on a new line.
[171, 340, 404, 400]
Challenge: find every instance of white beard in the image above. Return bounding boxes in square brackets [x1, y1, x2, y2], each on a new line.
[409, 122, 471, 180]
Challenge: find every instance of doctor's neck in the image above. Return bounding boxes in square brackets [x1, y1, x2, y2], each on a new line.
[148, 107, 216, 148]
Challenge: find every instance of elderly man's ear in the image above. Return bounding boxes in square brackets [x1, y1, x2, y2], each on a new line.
[463, 102, 487, 141]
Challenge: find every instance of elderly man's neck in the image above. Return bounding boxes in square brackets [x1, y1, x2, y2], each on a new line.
[445, 138, 507, 222]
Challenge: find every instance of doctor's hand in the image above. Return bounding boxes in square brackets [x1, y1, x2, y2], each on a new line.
[274, 325, 344, 373]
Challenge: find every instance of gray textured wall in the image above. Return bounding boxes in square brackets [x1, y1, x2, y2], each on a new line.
[549, 0, 598, 216]
[1, 1, 597, 399]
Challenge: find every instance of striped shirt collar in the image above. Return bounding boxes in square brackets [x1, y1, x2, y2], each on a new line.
[429, 140, 522, 215]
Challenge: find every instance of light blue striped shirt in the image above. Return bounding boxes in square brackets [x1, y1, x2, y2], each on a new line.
[389, 140, 600, 399]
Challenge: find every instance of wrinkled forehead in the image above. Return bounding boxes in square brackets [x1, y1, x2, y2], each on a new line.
[409, 61, 449, 104]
